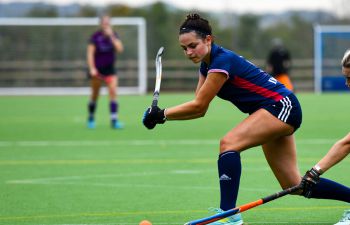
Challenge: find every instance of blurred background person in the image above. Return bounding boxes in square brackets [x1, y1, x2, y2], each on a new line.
[266, 38, 294, 91]
[87, 15, 124, 129]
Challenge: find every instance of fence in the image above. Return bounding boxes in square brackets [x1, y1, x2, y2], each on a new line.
[0, 59, 315, 94]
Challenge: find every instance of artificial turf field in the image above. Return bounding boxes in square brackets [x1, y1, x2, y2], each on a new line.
[0, 93, 349, 225]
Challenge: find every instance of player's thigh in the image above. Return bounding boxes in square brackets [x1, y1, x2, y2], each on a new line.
[106, 76, 117, 100]
[220, 108, 294, 152]
[262, 135, 301, 189]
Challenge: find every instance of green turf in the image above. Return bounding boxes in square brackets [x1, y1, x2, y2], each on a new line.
[0, 93, 349, 225]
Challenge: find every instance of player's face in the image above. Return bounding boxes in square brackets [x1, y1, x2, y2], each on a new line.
[342, 66, 350, 88]
[179, 32, 212, 64]
[100, 16, 111, 30]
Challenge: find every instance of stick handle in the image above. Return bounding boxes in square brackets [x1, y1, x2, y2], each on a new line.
[185, 185, 302, 225]
[262, 184, 301, 204]
[152, 91, 159, 107]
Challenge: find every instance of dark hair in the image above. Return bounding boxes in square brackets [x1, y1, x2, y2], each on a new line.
[179, 13, 212, 39]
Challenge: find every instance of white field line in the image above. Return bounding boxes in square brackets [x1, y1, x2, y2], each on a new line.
[6, 169, 271, 192]
[6, 179, 275, 192]
[38, 223, 333, 225]
[0, 138, 338, 148]
[4, 206, 347, 224]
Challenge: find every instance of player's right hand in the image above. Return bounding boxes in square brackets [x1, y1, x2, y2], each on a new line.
[89, 68, 98, 77]
[300, 167, 321, 198]
[142, 106, 166, 130]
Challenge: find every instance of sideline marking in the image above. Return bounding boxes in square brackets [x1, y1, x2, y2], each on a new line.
[0, 138, 339, 148]
[0, 206, 347, 222]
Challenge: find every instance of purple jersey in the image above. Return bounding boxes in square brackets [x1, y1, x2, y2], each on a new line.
[89, 30, 119, 68]
[199, 44, 292, 114]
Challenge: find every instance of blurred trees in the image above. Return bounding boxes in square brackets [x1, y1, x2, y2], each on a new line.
[77, 5, 98, 17]
[234, 14, 261, 59]
[26, 5, 58, 17]
[21, 1, 350, 60]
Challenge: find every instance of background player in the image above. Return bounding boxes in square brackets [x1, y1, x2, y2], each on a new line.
[301, 49, 350, 225]
[266, 38, 294, 91]
[87, 15, 124, 129]
[143, 13, 350, 225]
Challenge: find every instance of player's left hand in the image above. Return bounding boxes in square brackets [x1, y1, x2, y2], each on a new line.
[142, 106, 166, 130]
[300, 168, 321, 198]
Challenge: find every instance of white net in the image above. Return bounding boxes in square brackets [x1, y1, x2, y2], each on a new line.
[314, 25, 350, 93]
[0, 17, 147, 95]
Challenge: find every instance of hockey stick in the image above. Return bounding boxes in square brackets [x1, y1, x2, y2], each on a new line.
[184, 184, 303, 225]
[151, 46, 164, 107]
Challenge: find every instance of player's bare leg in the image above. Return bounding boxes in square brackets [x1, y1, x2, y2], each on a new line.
[262, 135, 302, 190]
[212, 108, 295, 225]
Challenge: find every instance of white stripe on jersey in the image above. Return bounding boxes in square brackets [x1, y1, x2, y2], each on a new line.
[278, 96, 292, 122]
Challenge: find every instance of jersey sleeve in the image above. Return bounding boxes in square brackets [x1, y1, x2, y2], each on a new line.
[208, 56, 230, 79]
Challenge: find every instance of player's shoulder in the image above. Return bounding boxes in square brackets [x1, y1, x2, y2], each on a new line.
[212, 45, 243, 67]
[212, 45, 231, 59]
[91, 30, 103, 39]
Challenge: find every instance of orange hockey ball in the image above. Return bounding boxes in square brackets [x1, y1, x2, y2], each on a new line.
[139, 220, 152, 225]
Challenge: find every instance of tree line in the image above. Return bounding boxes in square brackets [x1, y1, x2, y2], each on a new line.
[12, 1, 350, 60]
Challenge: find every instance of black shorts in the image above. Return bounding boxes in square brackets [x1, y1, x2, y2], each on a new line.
[262, 93, 302, 131]
[87, 65, 117, 79]
[97, 65, 116, 76]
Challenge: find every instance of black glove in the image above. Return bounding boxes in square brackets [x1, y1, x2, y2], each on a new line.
[301, 168, 321, 198]
[142, 106, 166, 129]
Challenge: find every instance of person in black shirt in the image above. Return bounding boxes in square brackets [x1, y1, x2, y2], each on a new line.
[266, 38, 294, 91]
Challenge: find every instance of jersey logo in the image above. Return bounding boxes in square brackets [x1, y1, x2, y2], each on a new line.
[268, 77, 277, 84]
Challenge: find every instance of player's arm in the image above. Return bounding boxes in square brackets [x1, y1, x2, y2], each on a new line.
[107, 28, 123, 53]
[104, 26, 124, 53]
[111, 35, 124, 53]
[195, 73, 206, 96]
[87, 44, 98, 76]
[165, 72, 227, 120]
[301, 133, 350, 198]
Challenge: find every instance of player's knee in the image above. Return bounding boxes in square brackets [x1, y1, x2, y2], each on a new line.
[219, 138, 229, 153]
[219, 136, 239, 153]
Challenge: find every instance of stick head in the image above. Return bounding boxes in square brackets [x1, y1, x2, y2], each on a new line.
[152, 47, 165, 107]
[156, 46, 164, 60]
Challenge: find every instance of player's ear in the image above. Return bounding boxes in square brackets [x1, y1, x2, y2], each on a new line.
[205, 35, 213, 45]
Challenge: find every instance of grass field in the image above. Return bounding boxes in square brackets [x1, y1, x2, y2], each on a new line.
[0, 93, 349, 225]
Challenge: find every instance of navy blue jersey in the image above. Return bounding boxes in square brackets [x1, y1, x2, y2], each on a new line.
[199, 44, 292, 114]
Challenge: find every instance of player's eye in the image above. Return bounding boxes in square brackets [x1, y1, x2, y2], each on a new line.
[188, 43, 197, 49]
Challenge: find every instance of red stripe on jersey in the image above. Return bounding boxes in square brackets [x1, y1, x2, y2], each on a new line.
[231, 76, 284, 101]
